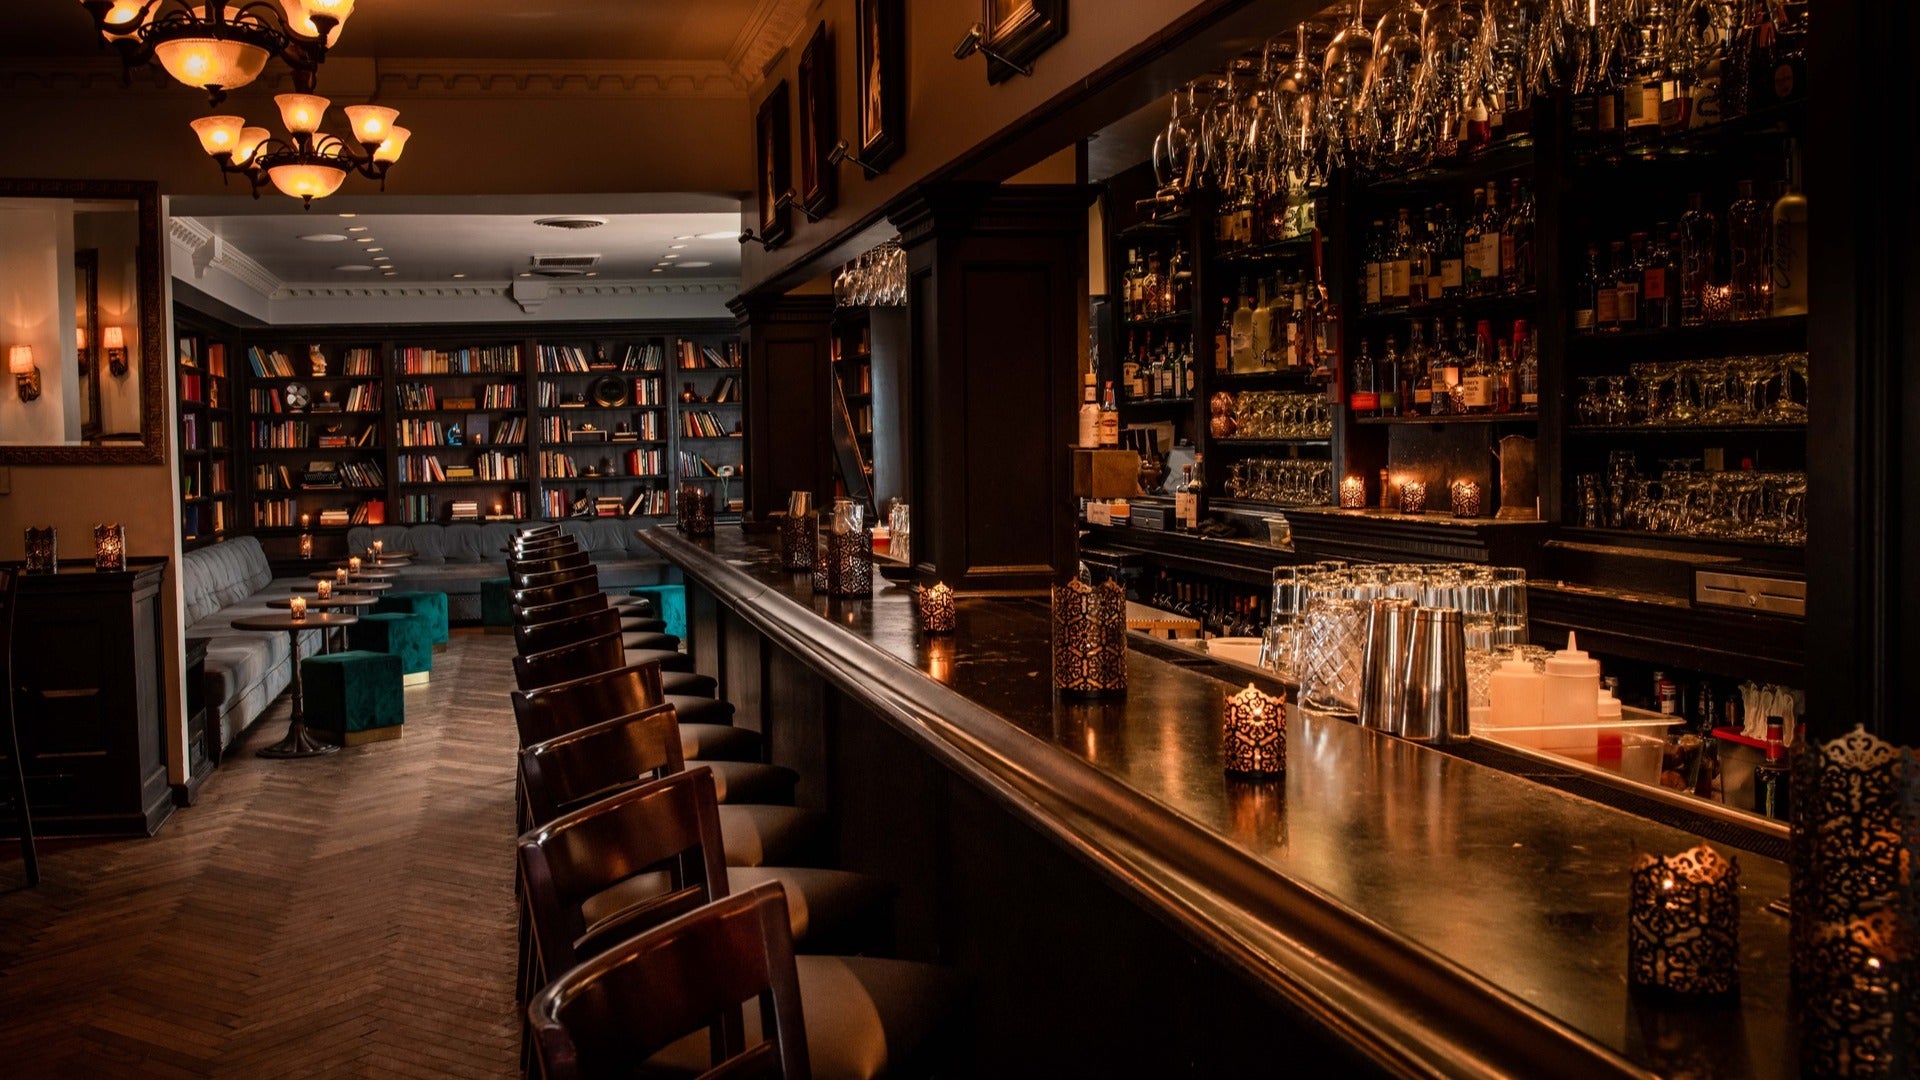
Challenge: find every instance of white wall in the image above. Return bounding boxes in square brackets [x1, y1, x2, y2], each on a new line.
[0, 198, 77, 445]
[75, 206, 145, 435]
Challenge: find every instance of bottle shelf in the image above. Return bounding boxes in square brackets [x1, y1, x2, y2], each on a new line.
[1211, 368, 1323, 385]
[1212, 235, 1315, 266]
[540, 474, 665, 483]
[1213, 437, 1333, 447]
[1116, 213, 1188, 243]
[1565, 423, 1806, 436]
[1570, 100, 1806, 167]
[1123, 311, 1193, 330]
[1356, 138, 1535, 198]
[1354, 290, 1540, 323]
[1565, 315, 1806, 355]
[1354, 413, 1539, 426]
[1119, 397, 1195, 410]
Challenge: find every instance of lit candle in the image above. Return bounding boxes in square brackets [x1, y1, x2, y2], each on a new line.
[288, 595, 308, 622]
[493, 502, 504, 517]
[1340, 475, 1366, 509]
[300, 513, 311, 528]
[299, 533, 313, 558]
[918, 582, 956, 633]
[1450, 479, 1482, 518]
[316, 579, 333, 599]
[1400, 480, 1428, 515]
[92, 523, 126, 572]
[335, 568, 349, 585]
[348, 556, 362, 573]
[371, 539, 384, 555]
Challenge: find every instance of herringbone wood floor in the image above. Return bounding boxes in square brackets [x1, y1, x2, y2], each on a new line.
[0, 632, 521, 1079]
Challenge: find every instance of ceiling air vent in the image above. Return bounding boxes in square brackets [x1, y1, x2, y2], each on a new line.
[533, 216, 607, 230]
[528, 253, 601, 278]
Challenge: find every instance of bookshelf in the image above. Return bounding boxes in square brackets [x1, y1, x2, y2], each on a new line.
[392, 342, 531, 524]
[174, 314, 238, 550]
[240, 339, 388, 538]
[829, 313, 875, 492]
[670, 336, 747, 517]
[534, 338, 673, 521]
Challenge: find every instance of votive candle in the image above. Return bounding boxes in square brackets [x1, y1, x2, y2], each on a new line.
[288, 595, 308, 622]
[1340, 475, 1366, 509]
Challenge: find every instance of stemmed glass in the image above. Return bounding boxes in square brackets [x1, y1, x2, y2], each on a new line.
[1760, 352, 1808, 423]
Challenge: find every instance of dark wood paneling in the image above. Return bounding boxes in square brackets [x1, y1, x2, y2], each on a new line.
[731, 295, 835, 521]
[719, 605, 765, 736]
[765, 643, 828, 811]
[868, 305, 912, 511]
[687, 581, 723, 687]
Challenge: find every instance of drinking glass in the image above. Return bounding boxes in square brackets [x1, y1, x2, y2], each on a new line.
[1296, 594, 1370, 715]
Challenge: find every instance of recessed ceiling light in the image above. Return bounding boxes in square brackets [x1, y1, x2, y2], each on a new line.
[518, 272, 532, 278]
[655, 262, 673, 268]
[299, 233, 350, 242]
[673, 235, 695, 240]
[585, 272, 598, 278]
[679, 261, 713, 268]
[383, 271, 398, 277]
[354, 237, 374, 243]
[650, 268, 664, 273]
[366, 247, 384, 253]
[663, 254, 680, 260]
[373, 255, 390, 261]
[697, 230, 738, 240]
[451, 273, 466, 279]
[338, 213, 356, 219]
[669, 244, 687, 250]
[335, 264, 374, 272]
[347, 226, 368, 233]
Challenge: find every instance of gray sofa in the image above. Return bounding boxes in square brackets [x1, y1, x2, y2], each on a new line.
[345, 520, 669, 622]
[181, 536, 329, 752]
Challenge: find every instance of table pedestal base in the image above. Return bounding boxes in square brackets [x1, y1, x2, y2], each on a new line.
[257, 627, 339, 760]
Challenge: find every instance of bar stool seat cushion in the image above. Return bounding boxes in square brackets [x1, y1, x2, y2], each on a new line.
[480, 578, 514, 627]
[627, 584, 687, 640]
[621, 617, 668, 635]
[371, 590, 450, 647]
[579, 866, 888, 953]
[668, 695, 737, 731]
[702, 760, 798, 805]
[648, 955, 966, 1080]
[623, 647, 692, 673]
[300, 650, 404, 744]
[714, 804, 824, 868]
[659, 670, 716, 698]
[346, 611, 434, 685]
[679, 721, 759, 763]
[623, 631, 681, 652]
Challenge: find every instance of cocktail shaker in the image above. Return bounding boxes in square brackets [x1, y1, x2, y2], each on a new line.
[1400, 607, 1471, 744]
[1358, 597, 1417, 734]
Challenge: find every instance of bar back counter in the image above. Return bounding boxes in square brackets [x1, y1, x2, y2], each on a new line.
[644, 528, 1789, 1079]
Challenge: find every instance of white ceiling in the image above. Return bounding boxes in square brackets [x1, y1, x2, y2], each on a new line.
[182, 201, 743, 287]
[0, 0, 776, 60]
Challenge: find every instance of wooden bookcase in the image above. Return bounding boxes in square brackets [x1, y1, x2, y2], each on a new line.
[173, 312, 239, 551]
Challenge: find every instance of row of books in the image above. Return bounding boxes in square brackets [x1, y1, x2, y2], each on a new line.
[680, 411, 737, 438]
[676, 340, 741, 369]
[853, 403, 873, 436]
[394, 344, 523, 375]
[677, 451, 743, 479]
[179, 371, 223, 407]
[255, 499, 380, 528]
[707, 376, 740, 403]
[178, 339, 227, 376]
[316, 424, 379, 448]
[538, 446, 666, 479]
[182, 501, 226, 541]
[250, 421, 311, 448]
[396, 418, 459, 447]
[539, 488, 671, 520]
[398, 452, 526, 482]
[180, 414, 228, 452]
[246, 346, 297, 378]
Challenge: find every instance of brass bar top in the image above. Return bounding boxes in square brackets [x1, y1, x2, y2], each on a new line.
[643, 528, 1793, 1079]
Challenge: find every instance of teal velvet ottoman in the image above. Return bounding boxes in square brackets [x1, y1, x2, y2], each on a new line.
[302, 650, 404, 746]
[347, 611, 434, 686]
[627, 584, 686, 641]
[481, 577, 514, 632]
[374, 591, 450, 652]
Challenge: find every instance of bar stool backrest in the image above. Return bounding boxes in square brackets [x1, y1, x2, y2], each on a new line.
[511, 662, 666, 747]
[511, 550, 591, 581]
[513, 607, 623, 657]
[518, 704, 686, 827]
[527, 880, 809, 1080]
[515, 593, 610, 628]
[513, 632, 626, 693]
[519, 524, 563, 539]
[510, 540, 582, 566]
[513, 564, 598, 593]
[514, 576, 601, 611]
[511, 533, 576, 554]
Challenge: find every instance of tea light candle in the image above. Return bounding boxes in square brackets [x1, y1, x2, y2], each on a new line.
[93, 523, 126, 572]
[299, 533, 313, 558]
[23, 526, 57, 575]
[371, 539, 384, 555]
[316, 579, 333, 599]
[1628, 845, 1739, 996]
[1450, 479, 1482, 518]
[493, 502, 504, 517]
[918, 582, 956, 633]
[300, 513, 311, 529]
[1222, 684, 1287, 777]
[1399, 480, 1428, 515]
[288, 595, 308, 622]
[335, 568, 350, 586]
[348, 556, 362, 574]
[1340, 475, 1367, 509]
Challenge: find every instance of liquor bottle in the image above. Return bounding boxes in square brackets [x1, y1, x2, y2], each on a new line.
[1214, 299, 1231, 372]
[1727, 179, 1771, 320]
[1481, 183, 1505, 296]
[1465, 93, 1493, 152]
[1169, 241, 1192, 313]
[1283, 280, 1305, 367]
[1598, 242, 1622, 332]
[1377, 336, 1403, 417]
[1178, 343, 1195, 399]
[1230, 280, 1257, 373]
[1575, 244, 1602, 335]
[1679, 192, 1718, 326]
[1642, 225, 1676, 330]
[1409, 211, 1432, 307]
[1408, 321, 1434, 415]
[1504, 181, 1534, 294]
[1462, 187, 1489, 296]
[1308, 239, 1338, 380]
[1078, 361, 1100, 446]
[1350, 338, 1379, 416]
[1123, 251, 1142, 320]
[1177, 456, 1208, 531]
[1442, 317, 1465, 413]
[1142, 252, 1166, 318]
[1387, 209, 1413, 306]
[1439, 204, 1465, 299]
[1364, 219, 1385, 308]
[1615, 235, 1645, 330]
[1251, 278, 1275, 368]
[1752, 715, 1792, 822]
[1516, 325, 1540, 413]
[1768, 0, 1808, 107]
[1459, 320, 1495, 413]
[1772, 147, 1809, 316]
[1098, 382, 1120, 447]
[1493, 337, 1515, 414]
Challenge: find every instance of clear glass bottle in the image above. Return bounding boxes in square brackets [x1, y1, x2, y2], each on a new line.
[1517, 326, 1541, 413]
[1727, 179, 1771, 320]
[1598, 241, 1623, 333]
[1575, 244, 1602, 335]
[1377, 336, 1403, 417]
[1409, 321, 1434, 415]
[1387, 209, 1412, 306]
[1459, 320, 1495, 413]
[1364, 219, 1385, 308]
[1771, 147, 1809, 316]
[1251, 278, 1275, 367]
[1439, 203, 1465, 299]
[1679, 192, 1718, 326]
[1504, 180, 1534, 294]
[1230, 280, 1256, 372]
[1462, 187, 1489, 296]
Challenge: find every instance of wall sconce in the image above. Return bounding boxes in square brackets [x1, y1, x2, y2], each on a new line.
[10, 346, 41, 402]
[773, 190, 824, 223]
[103, 326, 127, 377]
[952, 22, 1034, 77]
[93, 523, 126, 572]
[827, 138, 880, 178]
[737, 229, 778, 252]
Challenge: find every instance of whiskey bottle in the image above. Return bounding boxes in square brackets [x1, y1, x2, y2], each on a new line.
[1177, 456, 1208, 531]
[1458, 320, 1495, 413]
[1377, 336, 1403, 418]
[1575, 244, 1602, 335]
[1386, 209, 1413, 306]
[1679, 192, 1718, 326]
[1598, 242, 1622, 333]
[1615, 235, 1645, 330]
[1642, 226, 1676, 330]
[1230, 280, 1257, 373]
[1098, 382, 1120, 447]
[1409, 321, 1434, 415]
[1350, 338, 1379, 417]
[1516, 324, 1540, 413]
[1214, 299, 1231, 373]
[1504, 181, 1534, 295]
[1142, 252, 1166, 318]
[1438, 203, 1465, 300]
[1462, 187, 1489, 297]
[1364, 219, 1385, 309]
[1493, 337, 1515, 414]
[1409, 211, 1432, 307]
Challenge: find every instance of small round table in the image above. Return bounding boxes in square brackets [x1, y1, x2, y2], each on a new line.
[302, 578, 394, 596]
[230, 611, 360, 759]
[373, 549, 417, 562]
[314, 569, 398, 581]
[268, 594, 375, 651]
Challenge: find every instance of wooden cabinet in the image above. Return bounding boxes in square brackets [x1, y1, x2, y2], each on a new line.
[13, 558, 171, 836]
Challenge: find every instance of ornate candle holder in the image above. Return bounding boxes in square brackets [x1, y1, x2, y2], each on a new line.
[1340, 475, 1367, 509]
[299, 533, 314, 559]
[1222, 684, 1287, 778]
[1450, 480, 1483, 519]
[288, 595, 309, 623]
[1051, 577, 1128, 698]
[1629, 845, 1740, 997]
[93, 523, 126, 572]
[681, 485, 714, 536]
[1791, 727, 1920, 1077]
[917, 582, 956, 634]
[1399, 481, 1428, 515]
[23, 526, 56, 574]
[316, 578, 334, 600]
[779, 511, 816, 571]
[811, 532, 871, 596]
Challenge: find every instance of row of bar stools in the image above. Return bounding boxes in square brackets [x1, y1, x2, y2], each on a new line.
[500, 524, 964, 1078]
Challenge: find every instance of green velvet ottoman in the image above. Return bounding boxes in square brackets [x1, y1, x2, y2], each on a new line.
[347, 611, 435, 686]
[480, 577, 514, 632]
[374, 591, 450, 652]
[627, 584, 686, 641]
[302, 650, 404, 746]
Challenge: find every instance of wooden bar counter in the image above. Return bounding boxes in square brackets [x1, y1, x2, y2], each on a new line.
[643, 528, 1793, 1079]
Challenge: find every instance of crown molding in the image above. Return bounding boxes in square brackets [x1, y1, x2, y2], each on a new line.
[169, 216, 286, 300]
[727, 0, 816, 86]
[0, 57, 747, 99]
[272, 279, 738, 301]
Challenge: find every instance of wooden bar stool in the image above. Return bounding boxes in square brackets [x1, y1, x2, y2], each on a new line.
[514, 609, 713, 697]
[514, 638, 724, 729]
[512, 659, 753, 770]
[522, 772, 965, 1080]
[521, 709, 886, 951]
[515, 593, 667, 636]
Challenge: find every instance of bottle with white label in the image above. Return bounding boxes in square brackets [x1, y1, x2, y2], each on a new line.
[1097, 382, 1120, 447]
[1078, 364, 1100, 446]
[1458, 320, 1495, 413]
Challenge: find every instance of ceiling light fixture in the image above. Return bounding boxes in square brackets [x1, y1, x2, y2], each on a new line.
[346, 225, 367, 232]
[697, 230, 739, 240]
[190, 93, 411, 208]
[297, 232, 349, 242]
[668, 244, 687, 250]
[79, 0, 356, 106]
[365, 246, 383, 253]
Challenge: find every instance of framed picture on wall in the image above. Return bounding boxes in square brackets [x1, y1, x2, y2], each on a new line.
[983, 0, 1066, 84]
[855, 0, 904, 174]
[755, 79, 792, 248]
[797, 21, 836, 217]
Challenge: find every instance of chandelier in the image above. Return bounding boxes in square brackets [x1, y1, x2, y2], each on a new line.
[190, 93, 409, 207]
[79, 0, 355, 105]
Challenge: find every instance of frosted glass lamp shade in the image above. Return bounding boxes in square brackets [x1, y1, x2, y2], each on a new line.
[9, 346, 34, 375]
[275, 93, 330, 136]
[343, 105, 399, 146]
[373, 126, 411, 164]
[153, 36, 269, 91]
[189, 114, 246, 156]
[233, 126, 271, 164]
[268, 161, 348, 201]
